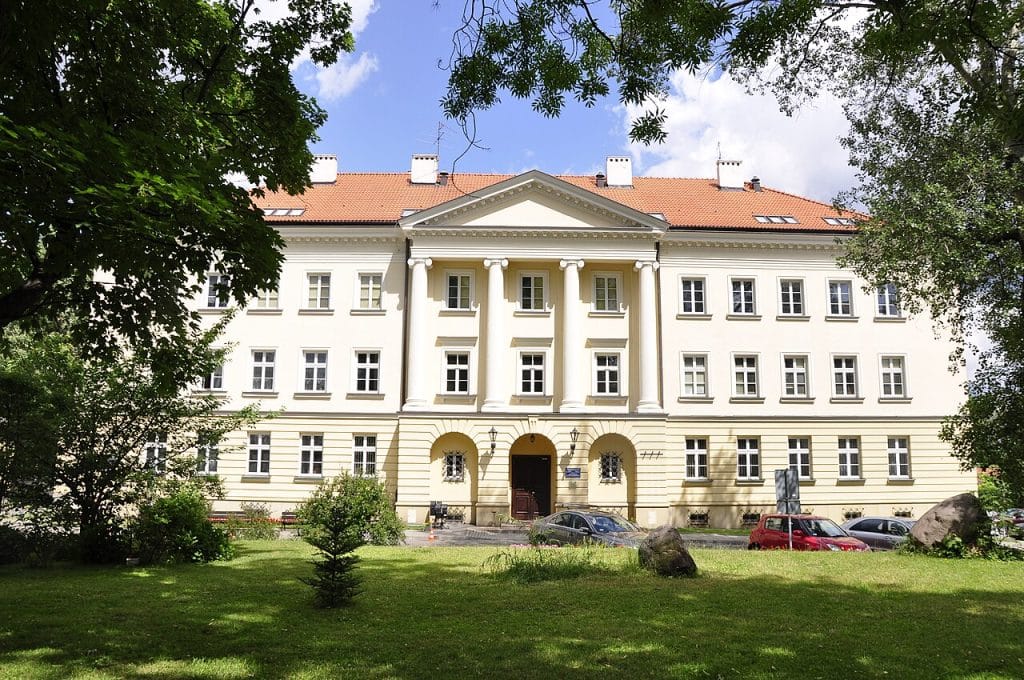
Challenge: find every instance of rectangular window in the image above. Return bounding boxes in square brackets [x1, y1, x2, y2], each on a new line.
[888, 437, 910, 478]
[145, 433, 167, 473]
[733, 355, 759, 397]
[779, 280, 804, 315]
[251, 350, 276, 391]
[445, 352, 470, 394]
[599, 453, 622, 483]
[788, 437, 812, 479]
[731, 279, 756, 314]
[681, 354, 708, 397]
[519, 353, 545, 394]
[445, 273, 472, 310]
[354, 351, 380, 393]
[359, 273, 383, 310]
[680, 278, 706, 314]
[838, 437, 861, 479]
[306, 273, 331, 309]
[520, 274, 546, 311]
[593, 274, 620, 312]
[299, 434, 324, 476]
[253, 288, 278, 309]
[206, 274, 230, 308]
[828, 280, 853, 316]
[736, 438, 761, 480]
[877, 283, 900, 317]
[443, 452, 465, 482]
[833, 356, 858, 397]
[353, 435, 376, 476]
[685, 438, 708, 480]
[594, 353, 620, 395]
[880, 356, 906, 397]
[201, 365, 223, 390]
[248, 433, 271, 474]
[303, 351, 328, 392]
[197, 438, 218, 474]
[783, 355, 808, 397]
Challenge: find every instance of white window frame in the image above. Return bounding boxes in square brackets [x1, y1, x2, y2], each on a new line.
[444, 351, 471, 395]
[832, 355, 859, 398]
[253, 288, 279, 309]
[518, 351, 546, 395]
[778, 278, 805, 316]
[247, 433, 271, 475]
[788, 437, 812, 480]
[593, 352, 621, 396]
[145, 433, 168, 473]
[299, 434, 324, 477]
[887, 437, 911, 479]
[736, 438, 761, 480]
[880, 355, 907, 398]
[443, 451, 466, 482]
[197, 438, 218, 474]
[305, 272, 332, 310]
[828, 279, 854, 317]
[679, 277, 707, 315]
[876, 283, 901, 318]
[732, 354, 759, 398]
[357, 272, 384, 311]
[684, 438, 709, 480]
[599, 452, 622, 483]
[251, 349, 276, 391]
[730, 278, 757, 315]
[782, 354, 810, 397]
[838, 437, 861, 479]
[302, 350, 329, 392]
[592, 272, 622, 313]
[444, 271, 474, 310]
[353, 435, 377, 477]
[352, 349, 381, 394]
[201, 364, 224, 391]
[205, 273, 231, 308]
[680, 353, 709, 397]
[519, 272, 548, 312]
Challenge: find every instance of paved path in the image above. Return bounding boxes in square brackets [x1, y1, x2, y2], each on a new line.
[401, 525, 748, 549]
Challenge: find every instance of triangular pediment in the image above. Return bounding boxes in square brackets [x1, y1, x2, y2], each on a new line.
[399, 170, 667, 232]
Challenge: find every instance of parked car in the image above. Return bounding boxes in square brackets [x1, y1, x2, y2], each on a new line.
[532, 509, 645, 548]
[748, 514, 870, 552]
[840, 516, 916, 550]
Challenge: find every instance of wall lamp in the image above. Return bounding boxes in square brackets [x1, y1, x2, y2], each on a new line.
[488, 427, 498, 456]
[569, 427, 580, 454]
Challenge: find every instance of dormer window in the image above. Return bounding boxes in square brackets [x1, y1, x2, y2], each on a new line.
[754, 215, 799, 224]
[262, 208, 305, 216]
[823, 216, 857, 226]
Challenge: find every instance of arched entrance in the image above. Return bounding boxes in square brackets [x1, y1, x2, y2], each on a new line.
[588, 433, 637, 520]
[429, 432, 479, 524]
[508, 433, 556, 520]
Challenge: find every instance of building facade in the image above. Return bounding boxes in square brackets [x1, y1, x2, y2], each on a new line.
[196, 154, 975, 528]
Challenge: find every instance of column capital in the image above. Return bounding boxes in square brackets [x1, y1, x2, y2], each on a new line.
[634, 260, 660, 272]
[559, 258, 585, 271]
[483, 258, 508, 270]
[407, 257, 433, 269]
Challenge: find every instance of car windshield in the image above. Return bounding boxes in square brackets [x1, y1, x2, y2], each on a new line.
[798, 518, 847, 538]
[588, 515, 637, 533]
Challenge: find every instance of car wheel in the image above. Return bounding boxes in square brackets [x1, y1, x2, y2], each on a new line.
[748, 543, 760, 550]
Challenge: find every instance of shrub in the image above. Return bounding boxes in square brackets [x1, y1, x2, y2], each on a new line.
[3, 507, 77, 567]
[299, 475, 404, 546]
[226, 502, 279, 540]
[133, 490, 233, 564]
[901, 531, 1024, 561]
[977, 473, 1013, 513]
[0, 525, 28, 564]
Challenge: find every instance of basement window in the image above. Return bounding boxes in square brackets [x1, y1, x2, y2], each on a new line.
[754, 215, 799, 224]
[823, 217, 857, 226]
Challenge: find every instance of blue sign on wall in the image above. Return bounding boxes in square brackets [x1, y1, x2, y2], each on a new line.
[564, 467, 581, 479]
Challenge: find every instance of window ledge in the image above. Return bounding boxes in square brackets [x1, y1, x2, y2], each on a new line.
[293, 475, 324, 484]
[683, 478, 713, 486]
[729, 396, 765, 404]
[824, 315, 859, 322]
[830, 397, 865, 404]
[511, 395, 553, 405]
[879, 397, 912, 403]
[874, 316, 906, 323]
[298, 309, 334, 316]
[350, 309, 385, 316]
[776, 314, 810, 322]
[590, 395, 628, 405]
[678, 396, 714, 403]
[589, 310, 625, 318]
[442, 477, 466, 484]
[837, 478, 866, 485]
[726, 314, 762, 321]
[676, 313, 712, 320]
[192, 389, 228, 396]
[437, 394, 476, 404]
[797, 478, 816, 486]
[887, 477, 915, 484]
[198, 307, 230, 315]
[241, 391, 278, 398]
[734, 478, 764, 486]
[347, 392, 385, 400]
[293, 391, 332, 400]
[440, 309, 476, 317]
[780, 397, 814, 403]
[514, 310, 551, 317]
[246, 308, 282, 316]
[241, 474, 271, 482]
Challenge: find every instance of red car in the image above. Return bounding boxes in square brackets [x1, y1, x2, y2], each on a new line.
[748, 514, 871, 552]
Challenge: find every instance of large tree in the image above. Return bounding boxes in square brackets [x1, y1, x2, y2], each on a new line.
[0, 0, 353, 353]
[444, 1, 1024, 503]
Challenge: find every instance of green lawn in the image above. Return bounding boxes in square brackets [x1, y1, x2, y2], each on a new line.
[1, 541, 1022, 679]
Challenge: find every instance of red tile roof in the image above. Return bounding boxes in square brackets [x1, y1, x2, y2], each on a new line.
[253, 172, 860, 232]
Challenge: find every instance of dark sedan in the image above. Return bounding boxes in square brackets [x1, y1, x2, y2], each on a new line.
[532, 509, 645, 547]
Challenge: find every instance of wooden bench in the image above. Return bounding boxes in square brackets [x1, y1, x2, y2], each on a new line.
[207, 511, 248, 524]
[279, 511, 299, 527]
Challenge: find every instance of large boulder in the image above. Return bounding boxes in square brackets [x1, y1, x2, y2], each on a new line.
[639, 525, 698, 577]
[910, 493, 987, 548]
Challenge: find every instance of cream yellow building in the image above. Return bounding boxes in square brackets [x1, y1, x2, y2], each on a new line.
[196, 154, 975, 528]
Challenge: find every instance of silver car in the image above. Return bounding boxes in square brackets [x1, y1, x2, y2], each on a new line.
[532, 509, 645, 548]
[840, 516, 916, 550]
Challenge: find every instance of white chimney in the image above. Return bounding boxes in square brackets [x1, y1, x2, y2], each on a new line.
[411, 154, 438, 184]
[716, 159, 744, 190]
[309, 154, 338, 184]
[606, 156, 633, 187]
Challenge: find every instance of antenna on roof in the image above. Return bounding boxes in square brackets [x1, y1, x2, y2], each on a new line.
[435, 121, 444, 158]
[717, 141, 722, 160]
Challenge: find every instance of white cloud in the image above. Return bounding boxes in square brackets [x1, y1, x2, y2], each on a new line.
[315, 52, 379, 101]
[624, 69, 857, 203]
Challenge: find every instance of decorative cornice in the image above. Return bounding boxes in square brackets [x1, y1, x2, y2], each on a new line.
[664, 237, 843, 252]
[286, 234, 403, 245]
[408, 226, 662, 240]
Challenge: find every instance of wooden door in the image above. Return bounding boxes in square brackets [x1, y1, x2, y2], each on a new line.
[510, 455, 551, 520]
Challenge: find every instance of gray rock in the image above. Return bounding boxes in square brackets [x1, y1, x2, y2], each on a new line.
[638, 525, 698, 577]
[910, 493, 987, 548]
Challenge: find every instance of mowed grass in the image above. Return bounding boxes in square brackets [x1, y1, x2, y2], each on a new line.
[1, 541, 1022, 680]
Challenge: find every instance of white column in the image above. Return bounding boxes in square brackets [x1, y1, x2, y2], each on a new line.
[635, 260, 662, 413]
[482, 258, 509, 412]
[559, 259, 585, 413]
[404, 257, 432, 410]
